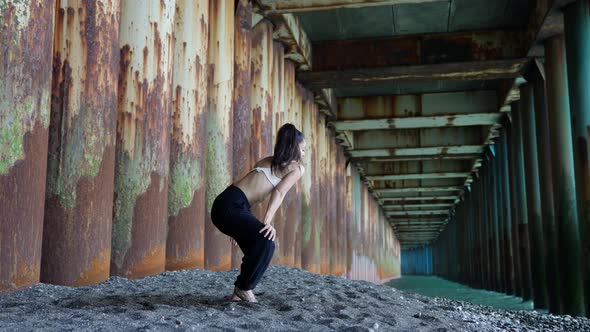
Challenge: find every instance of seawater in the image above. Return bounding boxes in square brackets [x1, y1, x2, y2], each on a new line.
[386, 275, 536, 311]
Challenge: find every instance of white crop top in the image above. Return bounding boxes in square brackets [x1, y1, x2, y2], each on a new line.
[251, 164, 304, 188]
[252, 167, 281, 187]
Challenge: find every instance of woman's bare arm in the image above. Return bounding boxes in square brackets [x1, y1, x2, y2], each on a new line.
[260, 165, 305, 240]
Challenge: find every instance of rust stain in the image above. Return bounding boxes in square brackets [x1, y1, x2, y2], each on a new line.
[1, 0, 54, 292]
[73, 248, 111, 286]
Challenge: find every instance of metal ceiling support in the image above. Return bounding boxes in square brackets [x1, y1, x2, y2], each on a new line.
[313, 30, 526, 71]
[366, 172, 469, 181]
[349, 145, 485, 158]
[375, 186, 462, 194]
[257, 0, 447, 13]
[332, 113, 502, 130]
[297, 59, 529, 90]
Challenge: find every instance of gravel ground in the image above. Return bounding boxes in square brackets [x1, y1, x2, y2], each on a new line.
[1, 266, 588, 331]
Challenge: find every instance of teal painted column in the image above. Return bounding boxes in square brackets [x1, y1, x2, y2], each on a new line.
[507, 113, 523, 298]
[500, 127, 516, 295]
[491, 147, 502, 292]
[520, 84, 549, 309]
[564, 1, 590, 316]
[545, 35, 585, 316]
[528, 63, 562, 314]
[512, 100, 533, 301]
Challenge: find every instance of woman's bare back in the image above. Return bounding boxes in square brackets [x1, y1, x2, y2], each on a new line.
[234, 156, 299, 205]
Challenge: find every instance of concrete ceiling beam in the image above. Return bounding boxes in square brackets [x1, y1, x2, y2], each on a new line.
[331, 113, 502, 130]
[256, 0, 446, 14]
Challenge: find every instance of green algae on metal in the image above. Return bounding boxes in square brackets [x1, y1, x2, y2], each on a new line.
[0, 91, 49, 175]
[111, 146, 152, 268]
[168, 155, 202, 218]
[46, 104, 110, 209]
[205, 111, 232, 212]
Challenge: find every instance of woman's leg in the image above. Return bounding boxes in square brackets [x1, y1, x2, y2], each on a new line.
[231, 211, 275, 291]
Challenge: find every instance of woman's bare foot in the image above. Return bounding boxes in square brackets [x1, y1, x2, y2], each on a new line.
[233, 286, 258, 303]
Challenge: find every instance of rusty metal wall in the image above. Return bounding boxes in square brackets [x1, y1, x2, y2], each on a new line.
[42, 0, 119, 286]
[230, 0, 251, 270]
[166, 0, 209, 272]
[204, 0, 234, 271]
[0, 0, 54, 293]
[2, 0, 401, 291]
[111, 0, 175, 278]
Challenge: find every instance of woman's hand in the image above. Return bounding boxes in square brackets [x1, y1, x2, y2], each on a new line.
[259, 223, 276, 241]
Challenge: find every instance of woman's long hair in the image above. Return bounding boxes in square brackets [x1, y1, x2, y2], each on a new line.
[271, 123, 304, 174]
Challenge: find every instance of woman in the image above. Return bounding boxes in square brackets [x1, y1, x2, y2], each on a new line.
[211, 123, 306, 303]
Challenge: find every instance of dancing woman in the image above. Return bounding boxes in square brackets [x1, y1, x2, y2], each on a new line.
[210, 123, 306, 303]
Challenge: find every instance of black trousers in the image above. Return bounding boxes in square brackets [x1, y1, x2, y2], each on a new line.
[211, 185, 275, 291]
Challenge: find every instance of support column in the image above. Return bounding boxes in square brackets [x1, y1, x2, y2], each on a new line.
[0, 0, 54, 292]
[204, 0, 234, 271]
[520, 83, 549, 309]
[500, 128, 516, 295]
[512, 100, 533, 301]
[564, 1, 590, 316]
[545, 35, 585, 316]
[528, 62, 562, 313]
[166, 0, 209, 272]
[42, 0, 119, 286]
[491, 146, 503, 293]
[230, 0, 252, 270]
[507, 115, 523, 298]
[111, 0, 175, 278]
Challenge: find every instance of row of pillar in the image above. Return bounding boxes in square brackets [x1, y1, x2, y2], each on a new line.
[0, 0, 400, 293]
[432, 1, 590, 317]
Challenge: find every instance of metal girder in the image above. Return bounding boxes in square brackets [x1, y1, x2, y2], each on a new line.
[349, 145, 485, 158]
[256, 0, 446, 13]
[375, 186, 462, 194]
[331, 113, 502, 130]
[313, 30, 526, 71]
[385, 210, 449, 216]
[352, 155, 479, 162]
[383, 203, 453, 209]
[380, 196, 458, 202]
[366, 172, 469, 181]
[297, 59, 529, 90]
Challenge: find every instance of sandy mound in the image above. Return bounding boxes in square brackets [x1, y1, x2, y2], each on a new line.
[1, 266, 588, 331]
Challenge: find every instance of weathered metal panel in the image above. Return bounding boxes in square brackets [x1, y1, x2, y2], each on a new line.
[249, 20, 273, 248]
[520, 83, 549, 308]
[166, 0, 209, 272]
[268, 39, 287, 265]
[42, 0, 119, 286]
[564, 1, 590, 316]
[229, 0, 251, 270]
[319, 116, 328, 273]
[545, 35, 585, 316]
[301, 86, 319, 273]
[204, 0, 234, 271]
[0, 0, 54, 293]
[112, 0, 175, 278]
[282, 60, 301, 267]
